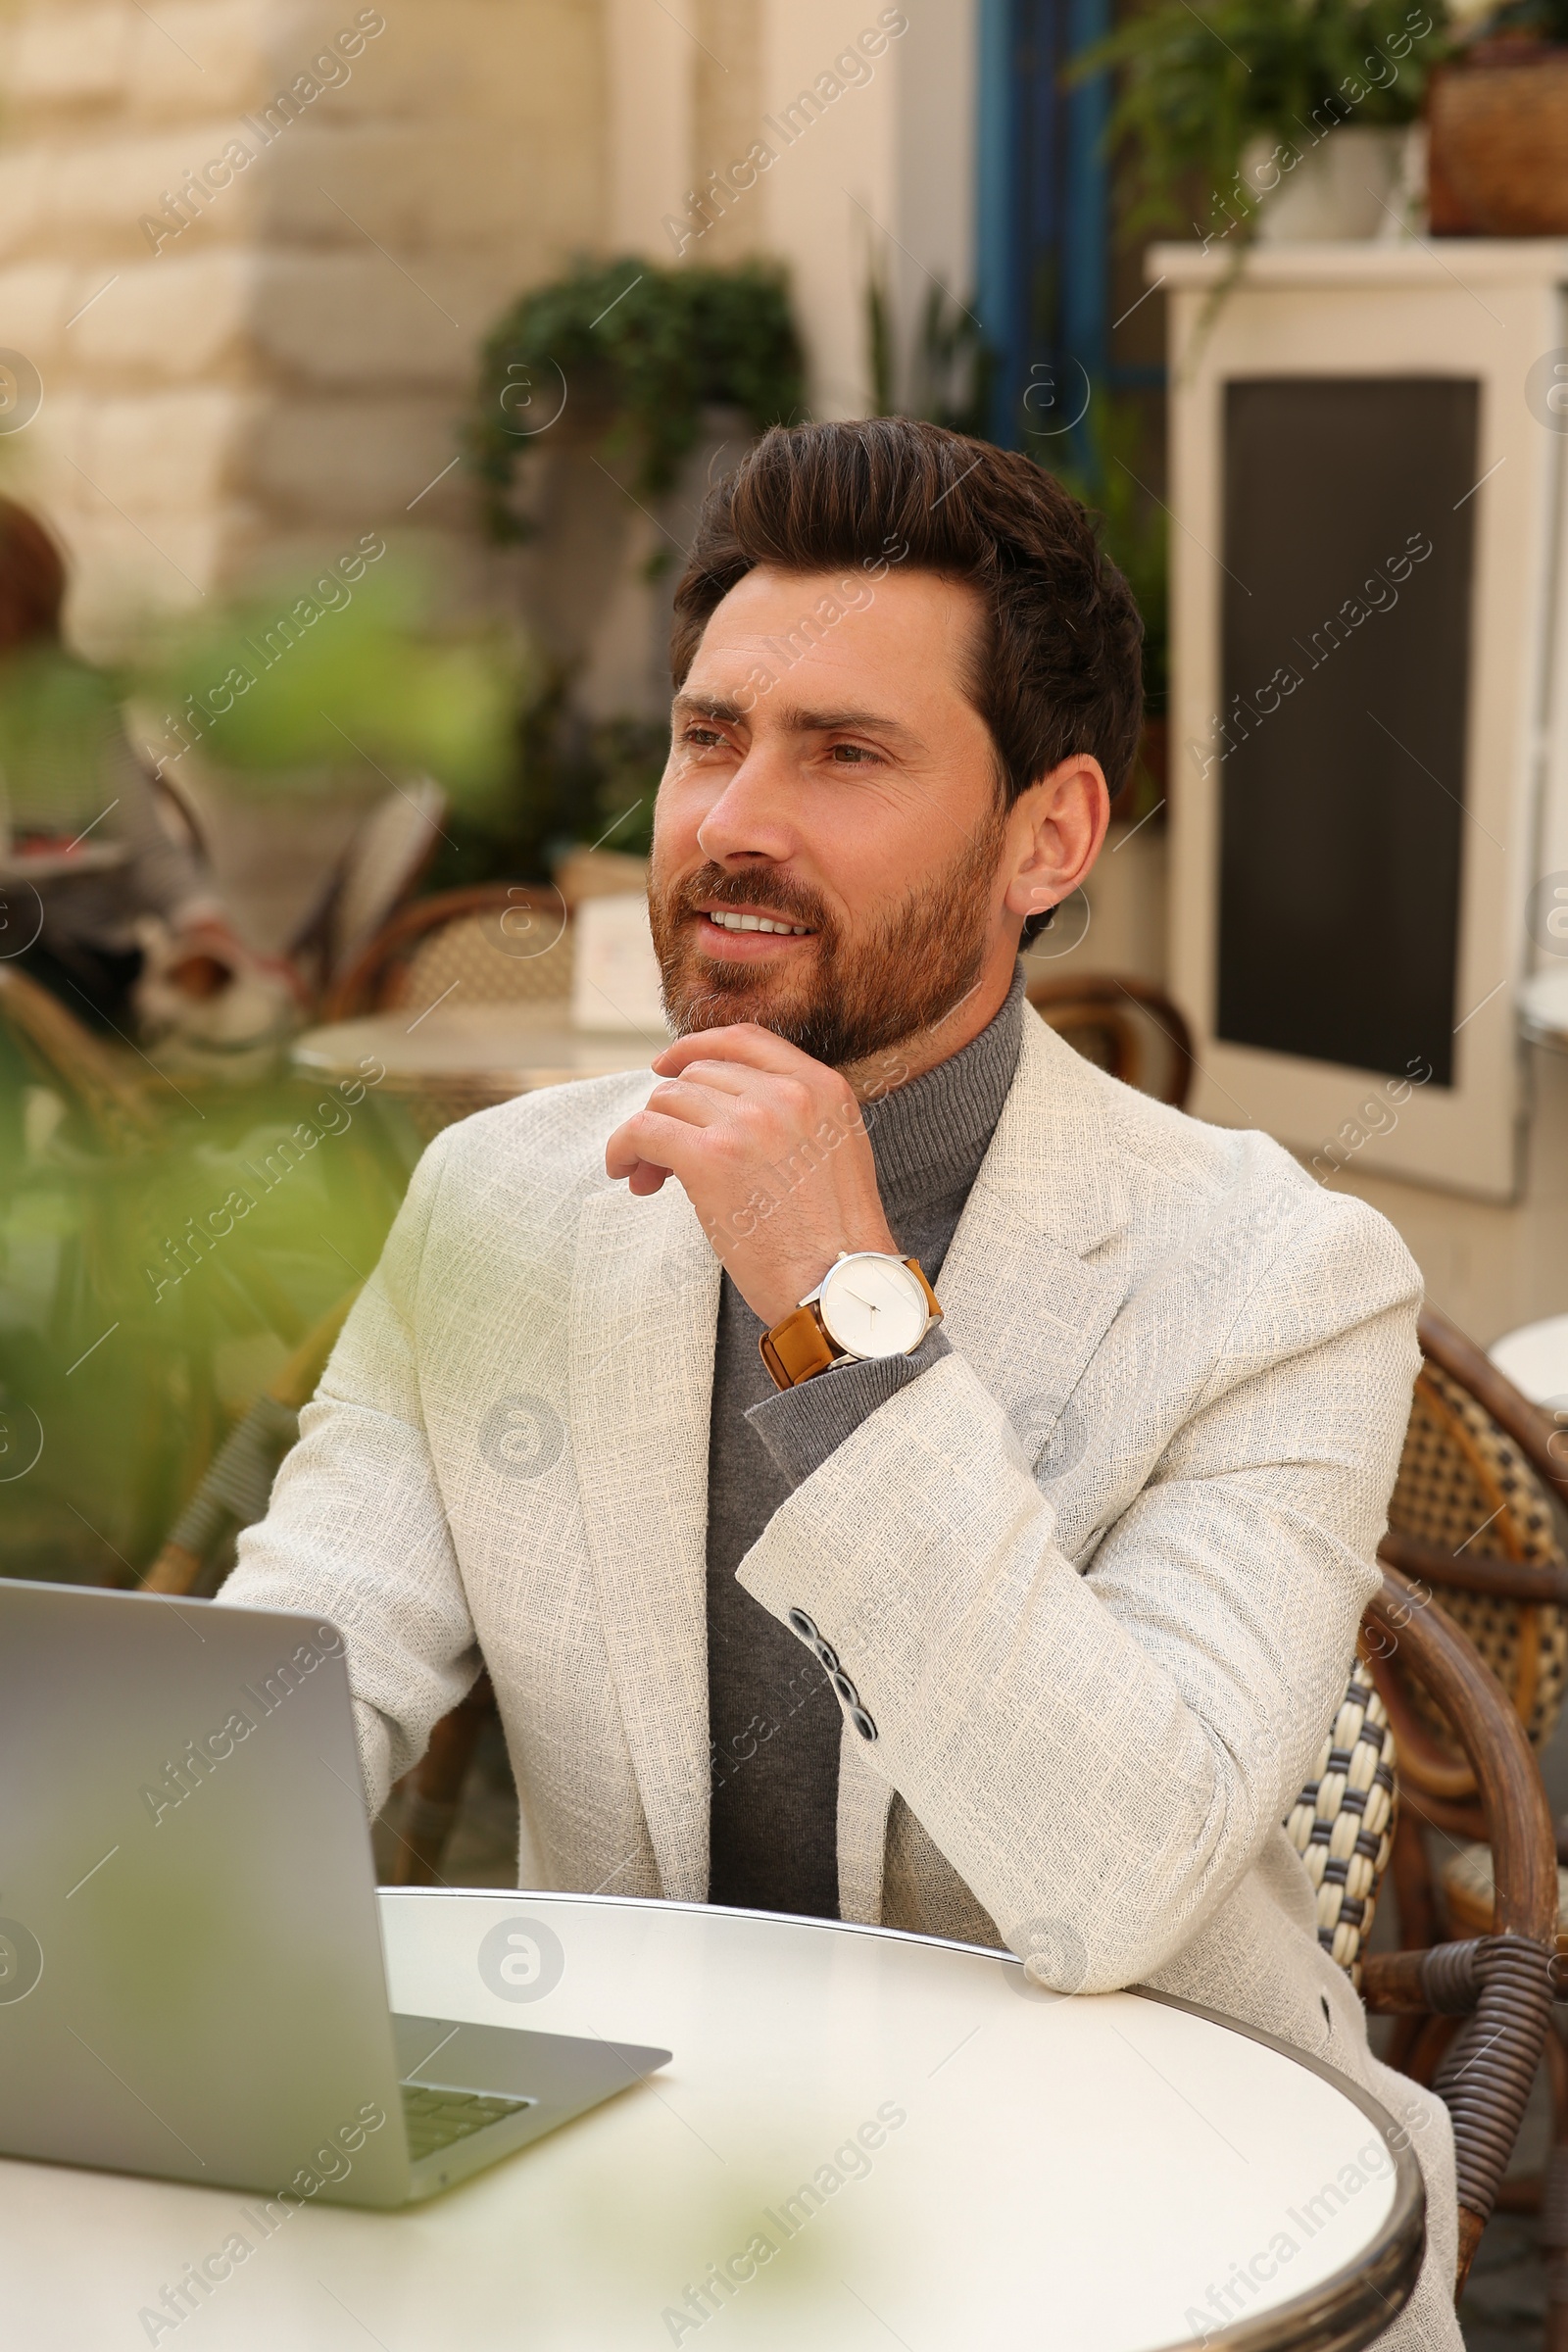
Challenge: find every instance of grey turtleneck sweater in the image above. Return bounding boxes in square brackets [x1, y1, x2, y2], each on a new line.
[705, 966, 1026, 1918]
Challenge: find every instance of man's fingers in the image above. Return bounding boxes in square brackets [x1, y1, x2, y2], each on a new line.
[653, 1023, 826, 1082]
[605, 1106, 710, 1185]
[646, 1073, 743, 1117]
[651, 1057, 760, 1100]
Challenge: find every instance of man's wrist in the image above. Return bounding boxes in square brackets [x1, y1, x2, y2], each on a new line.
[752, 1227, 901, 1329]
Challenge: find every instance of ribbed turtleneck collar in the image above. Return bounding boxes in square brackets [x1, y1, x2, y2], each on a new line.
[863, 963, 1026, 1215]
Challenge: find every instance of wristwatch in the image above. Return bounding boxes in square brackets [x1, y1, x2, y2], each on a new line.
[760, 1251, 942, 1391]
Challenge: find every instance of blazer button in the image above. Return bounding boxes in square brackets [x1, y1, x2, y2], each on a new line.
[850, 1706, 878, 1742]
[830, 1670, 859, 1708]
[787, 1608, 820, 1643]
[813, 1638, 840, 1673]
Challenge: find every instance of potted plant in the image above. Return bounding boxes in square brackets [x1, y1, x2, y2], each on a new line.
[1072, 0, 1450, 247]
[466, 258, 806, 541]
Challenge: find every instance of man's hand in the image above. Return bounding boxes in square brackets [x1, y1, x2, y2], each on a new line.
[604, 1025, 900, 1327]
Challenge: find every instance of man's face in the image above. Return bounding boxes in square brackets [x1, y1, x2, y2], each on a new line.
[649, 563, 1017, 1071]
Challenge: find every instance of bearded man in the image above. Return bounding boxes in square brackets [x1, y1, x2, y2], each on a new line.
[223, 417, 1454, 2341]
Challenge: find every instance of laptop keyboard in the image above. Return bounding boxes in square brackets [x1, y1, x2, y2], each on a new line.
[400, 2082, 533, 2161]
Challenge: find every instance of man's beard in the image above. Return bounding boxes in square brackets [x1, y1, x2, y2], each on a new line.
[648, 812, 1006, 1073]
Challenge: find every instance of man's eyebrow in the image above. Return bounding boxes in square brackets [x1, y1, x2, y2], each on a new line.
[775, 703, 921, 746]
[671, 691, 750, 725]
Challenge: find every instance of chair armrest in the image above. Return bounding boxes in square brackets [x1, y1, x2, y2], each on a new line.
[1363, 1569, 1557, 2284]
[1378, 1526, 1568, 1609]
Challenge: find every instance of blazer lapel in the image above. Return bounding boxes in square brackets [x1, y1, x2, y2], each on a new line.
[937, 1006, 1132, 1467]
[569, 1177, 721, 1902]
[838, 1009, 1135, 1926]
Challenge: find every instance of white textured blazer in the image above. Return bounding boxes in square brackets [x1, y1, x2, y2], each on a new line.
[224, 1004, 1459, 2337]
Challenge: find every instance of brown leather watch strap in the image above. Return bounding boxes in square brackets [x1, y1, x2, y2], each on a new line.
[759, 1258, 941, 1393]
[759, 1305, 839, 1391]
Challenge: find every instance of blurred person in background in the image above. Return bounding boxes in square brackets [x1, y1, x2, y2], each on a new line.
[0, 497, 287, 1045]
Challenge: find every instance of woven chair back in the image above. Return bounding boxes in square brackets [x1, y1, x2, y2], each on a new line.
[1388, 1358, 1568, 1779]
[381, 906, 573, 1015]
[1283, 1657, 1398, 1986]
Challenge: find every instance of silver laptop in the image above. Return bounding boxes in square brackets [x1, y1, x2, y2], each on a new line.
[0, 1578, 669, 2206]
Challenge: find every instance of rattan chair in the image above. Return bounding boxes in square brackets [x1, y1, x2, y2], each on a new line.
[289, 781, 448, 1006]
[322, 881, 571, 1022]
[1285, 1654, 1399, 1987]
[1024, 972, 1195, 1109]
[318, 883, 575, 1137]
[1352, 1566, 1557, 2294]
[1351, 1303, 1568, 2327]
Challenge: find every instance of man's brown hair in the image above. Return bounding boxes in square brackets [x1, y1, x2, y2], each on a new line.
[670, 416, 1145, 809]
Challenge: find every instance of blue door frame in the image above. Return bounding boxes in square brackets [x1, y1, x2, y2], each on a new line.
[977, 0, 1152, 449]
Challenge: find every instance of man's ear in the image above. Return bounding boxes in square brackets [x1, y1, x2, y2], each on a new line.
[1004, 754, 1111, 930]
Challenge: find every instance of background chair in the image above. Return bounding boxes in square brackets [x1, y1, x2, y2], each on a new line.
[289, 781, 448, 1008]
[319, 881, 574, 1140]
[1024, 971, 1195, 1108]
[1354, 1303, 1568, 2331]
[322, 881, 571, 1021]
[1369, 1306, 1568, 1961]
[1354, 1566, 1558, 2296]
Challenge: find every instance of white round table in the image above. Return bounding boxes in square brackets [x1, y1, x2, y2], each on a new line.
[292, 1004, 665, 1094]
[1491, 1313, 1568, 1408]
[0, 1891, 1422, 2350]
[1521, 968, 1568, 1051]
[0, 841, 125, 884]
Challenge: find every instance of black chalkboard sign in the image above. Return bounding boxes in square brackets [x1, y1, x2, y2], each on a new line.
[1215, 376, 1478, 1086]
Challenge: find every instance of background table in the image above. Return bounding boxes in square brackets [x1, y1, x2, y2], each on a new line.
[0, 842, 125, 884]
[292, 1003, 664, 1136]
[1, 1891, 1420, 2350]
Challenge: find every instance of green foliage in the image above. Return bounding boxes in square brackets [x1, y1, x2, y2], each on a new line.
[1039, 395, 1169, 718]
[466, 257, 808, 539]
[0, 1048, 409, 1581]
[910, 286, 997, 441]
[863, 272, 995, 437]
[128, 562, 524, 813]
[1072, 0, 1449, 238]
[421, 675, 665, 894]
[1469, 0, 1568, 37]
[0, 649, 123, 826]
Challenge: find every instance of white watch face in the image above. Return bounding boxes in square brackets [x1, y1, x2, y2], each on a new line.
[817, 1254, 930, 1360]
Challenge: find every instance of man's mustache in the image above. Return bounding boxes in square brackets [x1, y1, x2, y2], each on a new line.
[671, 865, 835, 939]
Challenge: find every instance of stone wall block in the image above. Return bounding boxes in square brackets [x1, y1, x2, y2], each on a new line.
[75, 386, 266, 511]
[248, 251, 491, 389]
[344, 0, 599, 125]
[6, 1, 264, 123]
[246, 392, 468, 522]
[70, 254, 264, 385]
[0, 0, 630, 628]
[262, 126, 546, 263]
[121, 1, 265, 118]
[0, 265, 76, 369]
[5, 7, 135, 110]
[0, 153, 54, 265]
[36, 388, 254, 615]
[0, 134, 279, 265]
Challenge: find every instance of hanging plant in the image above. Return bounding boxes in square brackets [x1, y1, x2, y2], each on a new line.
[466, 257, 808, 542]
